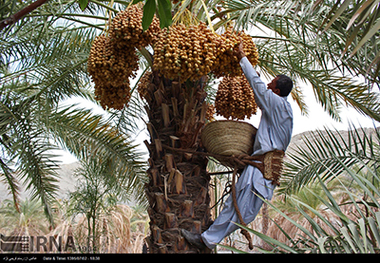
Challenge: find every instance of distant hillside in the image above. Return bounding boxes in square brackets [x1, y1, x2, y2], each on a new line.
[55, 162, 81, 199]
[0, 162, 80, 201]
[287, 127, 378, 157]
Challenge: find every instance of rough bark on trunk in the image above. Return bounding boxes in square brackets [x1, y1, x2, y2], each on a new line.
[143, 72, 212, 253]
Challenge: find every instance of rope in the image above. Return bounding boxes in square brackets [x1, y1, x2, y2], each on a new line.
[231, 165, 254, 250]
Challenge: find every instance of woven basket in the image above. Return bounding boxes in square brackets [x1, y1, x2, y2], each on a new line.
[201, 120, 257, 158]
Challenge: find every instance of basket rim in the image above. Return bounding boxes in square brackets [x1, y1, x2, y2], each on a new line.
[202, 120, 257, 134]
[201, 120, 257, 157]
[203, 119, 256, 125]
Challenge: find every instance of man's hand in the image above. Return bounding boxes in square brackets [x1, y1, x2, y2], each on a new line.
[233, 40, 246, 61]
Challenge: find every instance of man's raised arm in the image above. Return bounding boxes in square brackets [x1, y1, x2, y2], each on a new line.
[234, 41, 274, 112]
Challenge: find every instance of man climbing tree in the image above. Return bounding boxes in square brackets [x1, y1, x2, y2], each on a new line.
[182, 40, 294, 250]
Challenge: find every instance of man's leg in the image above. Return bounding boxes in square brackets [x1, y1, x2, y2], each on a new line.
[201, 185, 264, 249]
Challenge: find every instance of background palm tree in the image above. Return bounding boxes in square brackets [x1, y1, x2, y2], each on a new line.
[0, 198, 50, 236]
[268, 183, 346, 245]
[67, 148, 146, 252]
[0, 197, 148, 253]
[280, 127, 380, 195]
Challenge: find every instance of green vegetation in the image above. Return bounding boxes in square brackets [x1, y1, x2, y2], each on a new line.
[0, 0, 379, 253]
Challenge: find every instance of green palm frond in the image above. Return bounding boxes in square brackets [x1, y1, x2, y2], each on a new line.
[280, 126, 380, 196]
[258, 37, 380, 121]
[0, 0, 147, 223]
[224, 166, 380, 253]
[0, 19, 94, 223]
[0, 95, 21, 210]
[47, 105, 147, 201]
[0, 82, 61, 225]
[0, 158, 19, 210]
[210, 0, 380, 120]
[1, 22, 95, 102]
[216, 0, 379, 85]
[302, 70, 380, 122]
[321, 0, 380, 83]
[16, 139, 60, 227]
[0, 198, 50, 234]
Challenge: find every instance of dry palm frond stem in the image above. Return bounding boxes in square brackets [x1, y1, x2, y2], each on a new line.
[231, 165, 253, 250]
[162, 144, 284, 186]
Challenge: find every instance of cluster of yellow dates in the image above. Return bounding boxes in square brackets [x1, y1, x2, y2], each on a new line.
[153, 23, 220, 82]
[88, 4, 259, 120]
[152, 23, 259, 81]
[87, 5, 159, 110]
[215, 75, 257, 120]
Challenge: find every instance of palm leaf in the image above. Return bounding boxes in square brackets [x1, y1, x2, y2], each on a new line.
[0, 157, 20, 211]
[223, 167, 380, 253]
[229, 222, 298, 253]
[0, 83, 61, 225]
[213, 0, 380, 116]
[280, 126, 379, 195]
[0, 0, 147, 220]
[47, 105, 147, 202]
[320, 0, 380, 84]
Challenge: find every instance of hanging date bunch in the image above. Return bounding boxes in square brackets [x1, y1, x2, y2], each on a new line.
[87, 35, 138, 110]
[109, 4, 161, 49]
[137, 70, 154, 100]
[152, 24, 259, 82]
[206, 103, 216, 121]
[153, 22, 220, 82]
[215, 75, 257, 120]
[212, 28, 259, 77]
[87, 5, 160, 110]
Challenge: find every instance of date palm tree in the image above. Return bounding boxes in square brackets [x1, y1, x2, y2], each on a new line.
[67, 147, 146, 252]
[118, 0, 380, 253]
[2, 0, 380, 253]
[0, 198, 50, 236]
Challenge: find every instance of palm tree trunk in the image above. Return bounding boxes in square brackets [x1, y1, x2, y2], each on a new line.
[87, 214, 91, 251]
[92, 214, 97, 252]
[143, 72, 212, 253]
